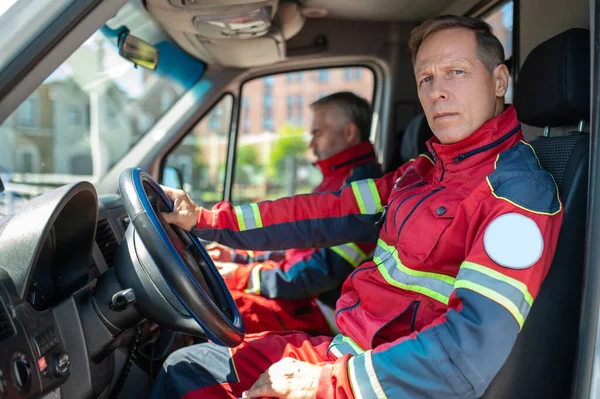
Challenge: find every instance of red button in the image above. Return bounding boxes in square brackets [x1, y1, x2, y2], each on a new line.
[38, 356, 47, 371]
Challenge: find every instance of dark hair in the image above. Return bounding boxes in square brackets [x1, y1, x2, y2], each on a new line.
[408, 15, 505, 74]
[310, 91, 372, 142]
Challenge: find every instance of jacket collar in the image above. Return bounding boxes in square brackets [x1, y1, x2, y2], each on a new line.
[315, 141, 377, 177]
[426, 105, 522, 173]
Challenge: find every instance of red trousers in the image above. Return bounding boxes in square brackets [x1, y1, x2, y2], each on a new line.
[230, 290, 333, 336]
[151, 331, 334, 399]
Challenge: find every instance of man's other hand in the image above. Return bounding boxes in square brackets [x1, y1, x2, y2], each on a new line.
[242, 358, 322, 399]
[206, 242, 234, 262]
[213, 261, 239, 281]
[160, 186, 202, 231]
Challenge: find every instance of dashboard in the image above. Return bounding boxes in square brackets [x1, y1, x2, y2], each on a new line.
[0, 184, 134, 399]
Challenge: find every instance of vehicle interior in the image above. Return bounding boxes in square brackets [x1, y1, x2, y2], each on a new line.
[0, 0, 598, 398]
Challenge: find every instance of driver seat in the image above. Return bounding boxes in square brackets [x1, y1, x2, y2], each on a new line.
[482, 28, 590, 398]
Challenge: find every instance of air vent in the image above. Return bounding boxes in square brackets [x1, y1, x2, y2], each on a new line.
[0, 298, 15, 342]
[95, 219, 118, 268]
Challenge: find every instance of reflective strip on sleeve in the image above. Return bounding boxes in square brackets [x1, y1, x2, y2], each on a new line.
[328, 334, 365, 358]
[348, 351, 388, 399]
[455, 261, 534, 329]
[351, 179, 383, 215]
[331, 243, 369, 268]
[375, 240, 455, 305]
[233, 204, 263, 231]
[245, 266, 262, 295]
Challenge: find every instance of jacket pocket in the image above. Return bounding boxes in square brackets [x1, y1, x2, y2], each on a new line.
[371, 300, 420, 348]
[398, 199, 457, 263]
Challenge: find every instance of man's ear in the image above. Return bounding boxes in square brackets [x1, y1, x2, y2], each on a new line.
[493, 63, 510, 98]
[343, 123, 361, 145]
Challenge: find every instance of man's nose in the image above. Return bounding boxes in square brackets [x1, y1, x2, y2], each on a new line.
[428, 79, 449, 102]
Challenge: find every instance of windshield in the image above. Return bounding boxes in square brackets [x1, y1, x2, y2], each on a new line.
[0, 3, 187, 216]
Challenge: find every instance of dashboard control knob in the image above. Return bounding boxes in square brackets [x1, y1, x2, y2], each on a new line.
[50, 351, 70, 378]
[10, 352, 30, 393]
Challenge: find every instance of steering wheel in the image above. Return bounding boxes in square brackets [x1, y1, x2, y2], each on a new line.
[117, 167, 244, 347]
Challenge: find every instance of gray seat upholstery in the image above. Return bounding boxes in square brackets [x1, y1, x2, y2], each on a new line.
[483, 28, 590, 399]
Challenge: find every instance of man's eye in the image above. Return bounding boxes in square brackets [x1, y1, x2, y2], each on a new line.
[453, 70, 464, 75]
[420, 76, 432, 85]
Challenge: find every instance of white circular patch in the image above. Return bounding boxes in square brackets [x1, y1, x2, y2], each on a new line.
[483, 213, 544, 269]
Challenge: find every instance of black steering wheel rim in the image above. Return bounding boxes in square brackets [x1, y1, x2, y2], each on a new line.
[118, 167, 244, 347]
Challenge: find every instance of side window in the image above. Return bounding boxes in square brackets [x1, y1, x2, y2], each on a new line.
[162, 95, 232, 208]
[232, 67, 375, 205]
[483, 0, 514, 103]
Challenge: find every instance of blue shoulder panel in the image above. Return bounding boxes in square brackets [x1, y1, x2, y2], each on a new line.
[347, 161, 383, 183]
[487, 142, 561, 214]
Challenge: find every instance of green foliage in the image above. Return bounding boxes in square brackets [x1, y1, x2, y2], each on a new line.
[237, 144, 260, 168]
[268, 124, 306, 180]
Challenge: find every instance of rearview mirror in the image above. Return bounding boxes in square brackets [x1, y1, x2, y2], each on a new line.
[119, 33, 159, 70]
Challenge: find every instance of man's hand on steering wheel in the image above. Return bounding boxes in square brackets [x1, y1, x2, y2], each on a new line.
[160, 185, 201, 231]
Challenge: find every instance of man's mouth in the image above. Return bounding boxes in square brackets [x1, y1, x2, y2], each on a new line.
[434, 112, 458, 120]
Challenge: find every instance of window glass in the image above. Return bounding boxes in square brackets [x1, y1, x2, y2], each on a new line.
[232, 67, 375, 204]
[0, 4, 187, 217]
[162, 95, 233, 208]
[484, 1, 514, 102]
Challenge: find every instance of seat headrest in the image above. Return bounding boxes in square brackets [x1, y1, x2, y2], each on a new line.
[514, 28, 590, 128]
[400, 113, 433, 163]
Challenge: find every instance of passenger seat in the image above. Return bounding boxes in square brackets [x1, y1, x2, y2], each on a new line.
[387, 113, 433, 172]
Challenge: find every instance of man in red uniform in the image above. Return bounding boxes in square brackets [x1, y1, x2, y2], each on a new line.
[153, 15, 563, 399]
[207, 92, 382, 335]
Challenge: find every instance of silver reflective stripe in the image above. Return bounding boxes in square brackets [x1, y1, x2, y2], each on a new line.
[354, 180, 380, 214]
[375, 241, 455, 304]
[238, 204, 259, 230]
[348, 353, 388, 399]
[456, 267, 531, 321]
[332, 243, 368, 268]
[328, 334, 365, 358]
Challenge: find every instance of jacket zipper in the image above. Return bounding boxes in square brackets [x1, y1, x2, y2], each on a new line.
[452, 124, 521, 164]
[396, 186, 446, 243]
[428, 143, 445, 182]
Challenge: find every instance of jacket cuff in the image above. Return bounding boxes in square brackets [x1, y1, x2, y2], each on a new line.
[315, 364, 334, 399]
[232, 264, 254, 291]
[196, 207, 216, 229]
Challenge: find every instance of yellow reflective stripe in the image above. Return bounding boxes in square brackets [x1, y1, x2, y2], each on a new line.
[456, 261, 534, 329]
[454, 280, 525, 328]
[234, 204, 263, 231]
[461, 261, 533, 306]
[331, 243, 369, 268]
[351, 180, 383, 215]
[348, 357, 365, 399]
[352, 182, 368, 214]
[343, 336, 365, 354]
[250, 203, 263, 228]
[328, 334, 365, 357]
[375, 240, 455, 304]
[245, 266, 261, 295]
[234, 205, 246, 231]
[348, 351, 387, 399]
